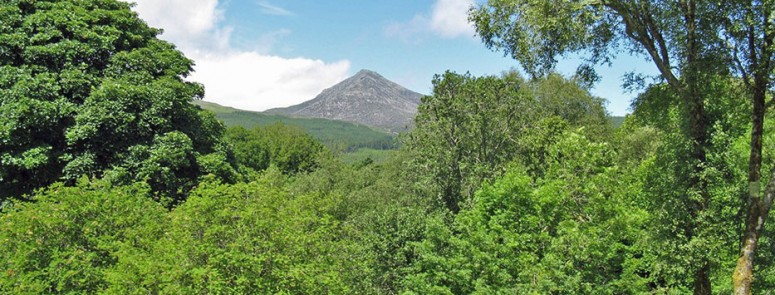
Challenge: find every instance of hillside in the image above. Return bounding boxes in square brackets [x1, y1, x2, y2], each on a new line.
[609, 116, 626, 128]
[267, 69, 423, 133]
[193, 100, 395, 151]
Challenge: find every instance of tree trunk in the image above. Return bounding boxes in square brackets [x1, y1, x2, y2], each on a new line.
[694, 263, 712, 295]
[687, 89, 712, 295]
[733, 79, 772, 295]
[734, 172, 775, 294]
[683, 3, 712, 288]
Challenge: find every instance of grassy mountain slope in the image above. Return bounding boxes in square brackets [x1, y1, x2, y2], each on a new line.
[193, 100, 396, 151]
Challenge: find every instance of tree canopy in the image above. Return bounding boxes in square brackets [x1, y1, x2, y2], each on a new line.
[2, 0, 775, 294]
[471, 1, 775, 293]
[405, 70, 609, 212]
[0, 0, 235, 204]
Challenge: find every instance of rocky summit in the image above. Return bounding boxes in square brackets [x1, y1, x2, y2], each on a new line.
[266, 69, 423, 133]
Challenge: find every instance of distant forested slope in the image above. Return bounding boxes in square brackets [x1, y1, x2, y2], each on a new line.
[609, 116, 625, 128]
[192, 100, 395, 151]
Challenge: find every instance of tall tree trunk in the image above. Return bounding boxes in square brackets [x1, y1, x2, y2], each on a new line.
[687, 87, 712, 295]
[682, 2, 712, 292]
[734, 169, 775, 294]
[733, 78, 772, 295]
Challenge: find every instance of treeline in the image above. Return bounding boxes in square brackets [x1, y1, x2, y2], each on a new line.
[2, 0, 775, 294]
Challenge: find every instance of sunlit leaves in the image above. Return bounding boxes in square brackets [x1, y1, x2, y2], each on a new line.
[404, 132, 649, 293]
[405, 71, 610, 212]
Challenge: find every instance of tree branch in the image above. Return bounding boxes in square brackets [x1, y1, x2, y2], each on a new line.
[733, 43, 753, 89]
[603, 2, 682, 92]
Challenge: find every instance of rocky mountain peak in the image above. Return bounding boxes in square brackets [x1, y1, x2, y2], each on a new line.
[266, 70, 423, 133]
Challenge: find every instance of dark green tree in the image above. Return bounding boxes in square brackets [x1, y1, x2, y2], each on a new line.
[0, 0, 235, 203]
[224, 126, 271, 174]
[225, 124, 325, 175]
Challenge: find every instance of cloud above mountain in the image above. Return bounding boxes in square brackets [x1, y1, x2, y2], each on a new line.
[430, 0, 476, 38]
[385, 0, 475, 42]
[125, 0, 350, 111]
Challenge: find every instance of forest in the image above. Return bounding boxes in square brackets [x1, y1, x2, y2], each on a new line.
[1, 0, 774, 294]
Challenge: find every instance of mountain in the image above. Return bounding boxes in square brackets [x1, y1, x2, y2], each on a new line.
[192, 100, 395, 151]
[266, 69, 423, 133]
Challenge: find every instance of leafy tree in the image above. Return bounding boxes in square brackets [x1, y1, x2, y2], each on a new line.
[0, 180, 166, 294]
[470, 1, 775, 292]
[287, 149, 434, 293]
[224, 126, 271, 174]
[405, 71, 609, 212]
[721, 2, 775, 292]
[628, 78, 762, 292]
[225, 123, 325, 175]
[141, 173, 369, 294]
[0, 0, 235, 203]
[403, 131, 648, 293]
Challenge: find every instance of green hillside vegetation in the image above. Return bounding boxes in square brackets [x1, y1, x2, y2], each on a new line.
[193, 100, 395, 151]
[608, 115, 626, 128]
[340, 148, 396, 164]
[3, 1, 775, 294]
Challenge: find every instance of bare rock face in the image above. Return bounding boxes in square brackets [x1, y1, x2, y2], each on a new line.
[267, 69, 422, 133]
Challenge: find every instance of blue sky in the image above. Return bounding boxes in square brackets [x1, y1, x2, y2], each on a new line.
[128, 0, 657, 116]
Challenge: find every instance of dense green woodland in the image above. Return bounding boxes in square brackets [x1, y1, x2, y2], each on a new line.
[1, 0, 775, 294]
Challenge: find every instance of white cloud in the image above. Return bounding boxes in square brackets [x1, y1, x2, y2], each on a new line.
[430, 0, 476, 38]
[191, 52, 350, 111]
[129, 0, 223, 49]
[386, 0, 475, 41]
[124, 0, 351, 111]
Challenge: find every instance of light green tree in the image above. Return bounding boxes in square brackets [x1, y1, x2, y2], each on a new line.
[405, 71, 609, 213]
[403, 131, 649, 293]
[0, 180, 166, 294]
[224, 123, 326, 175]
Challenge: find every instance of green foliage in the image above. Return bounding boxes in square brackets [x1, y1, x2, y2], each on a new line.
[405, 71, 611, 212]
[0, 172, 376, 294]
[0, 180, 166, 294]
[224, 126, 271, 173]
[470, 0, 613, 77]
[286, 150, 434, 294]
[340, 148, 396, 165]
[194, 100, 396, 152]
[4, 1, 770, 293]
[225, 123, 326, 175]
[471, 2, 775, 290]
[0, 0, 236, 203]
[403, 132, 649, 294]
[138, 176, 366, 294]
[470, 0, 728, 80]
[625, 79, 755, 292]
